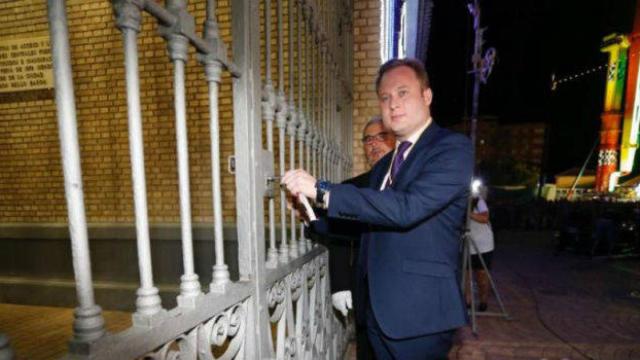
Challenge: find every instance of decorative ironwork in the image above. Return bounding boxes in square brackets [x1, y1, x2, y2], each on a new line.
[141, 301, 247, 360]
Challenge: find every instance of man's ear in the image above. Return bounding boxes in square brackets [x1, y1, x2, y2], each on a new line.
[422, 87, 433, 107]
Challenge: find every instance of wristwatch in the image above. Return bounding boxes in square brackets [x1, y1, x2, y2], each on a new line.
[315, 179, 332, 205]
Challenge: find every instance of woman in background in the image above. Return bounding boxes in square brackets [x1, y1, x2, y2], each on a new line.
[466, 192, 495, 312]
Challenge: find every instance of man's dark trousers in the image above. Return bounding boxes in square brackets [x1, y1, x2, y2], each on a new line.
[365, 284, 453, 359]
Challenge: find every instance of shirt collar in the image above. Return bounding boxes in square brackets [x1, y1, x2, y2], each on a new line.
[396, 117, 432, 149]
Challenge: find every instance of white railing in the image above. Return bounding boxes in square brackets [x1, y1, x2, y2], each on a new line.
[0, 333, 14, 360]
[47, 0, 353, 358]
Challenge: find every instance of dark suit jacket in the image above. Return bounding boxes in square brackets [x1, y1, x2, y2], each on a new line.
[309, 172, 369, 293]
[328, 122, 473, 339]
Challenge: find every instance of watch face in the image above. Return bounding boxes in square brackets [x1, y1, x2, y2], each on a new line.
[316, 180, 330, 203]
[318, 180, 331, 191]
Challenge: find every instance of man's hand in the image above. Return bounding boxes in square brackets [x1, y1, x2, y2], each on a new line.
[281, 169, 317, 201]
[331, 290, 353, 317]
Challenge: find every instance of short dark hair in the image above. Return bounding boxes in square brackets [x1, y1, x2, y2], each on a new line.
[375, 58, 430, 94]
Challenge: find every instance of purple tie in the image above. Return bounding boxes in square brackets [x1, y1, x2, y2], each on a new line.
[387, 141, 412, 187]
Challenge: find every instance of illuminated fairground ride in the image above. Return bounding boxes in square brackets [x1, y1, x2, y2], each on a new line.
[595, 7, 640, 193]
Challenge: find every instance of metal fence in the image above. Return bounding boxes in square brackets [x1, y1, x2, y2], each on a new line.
[43, 0, 353, 358]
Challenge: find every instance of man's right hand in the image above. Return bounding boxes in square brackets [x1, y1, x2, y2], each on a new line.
[331, 290, 353, 317]
[282, 169, 318, 201]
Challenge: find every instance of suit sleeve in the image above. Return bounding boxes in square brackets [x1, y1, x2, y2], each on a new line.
[328, 136, 473, 229]
[326, 238, 353, 292]
[307, 215, 358, 293]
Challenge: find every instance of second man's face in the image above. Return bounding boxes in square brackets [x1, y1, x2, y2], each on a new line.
[363, 122, 395, 167]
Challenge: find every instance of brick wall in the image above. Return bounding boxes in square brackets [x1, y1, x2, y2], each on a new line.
[0, 0, 236, 223]
[0, 0, 372, 224]
[351, 0, 381, 176]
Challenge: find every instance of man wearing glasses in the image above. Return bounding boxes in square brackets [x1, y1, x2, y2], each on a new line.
[362, 116, 396, 168]
[310, 115, 395, 360]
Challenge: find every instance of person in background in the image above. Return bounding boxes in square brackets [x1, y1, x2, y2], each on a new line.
[466, 188, 495, 312]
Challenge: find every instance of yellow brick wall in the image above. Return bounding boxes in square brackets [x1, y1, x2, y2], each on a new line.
[351, 0, 381, 176]
[0, 0, 374, 224]
[0, 0, 235, 223]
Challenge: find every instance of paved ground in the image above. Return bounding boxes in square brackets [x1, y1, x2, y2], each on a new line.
[448, 230, 640, 360]
[2, 231, 639, 359]
[0, 304, 131, 359]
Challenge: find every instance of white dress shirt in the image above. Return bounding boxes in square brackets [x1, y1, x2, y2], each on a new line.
[380, 118, 432, 190]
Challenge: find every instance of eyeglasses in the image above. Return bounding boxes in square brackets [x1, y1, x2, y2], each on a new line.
[362, 132, 390, 145]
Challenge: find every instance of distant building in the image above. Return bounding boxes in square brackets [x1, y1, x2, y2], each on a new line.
[500, 123, 546, 169]
[450, 117, 547, 174]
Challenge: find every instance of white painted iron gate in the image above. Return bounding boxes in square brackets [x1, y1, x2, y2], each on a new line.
[42, 0, 354, 358]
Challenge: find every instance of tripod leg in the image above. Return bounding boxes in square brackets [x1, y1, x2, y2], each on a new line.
[466, 237, 478, 334]
[483, 259, 509, 317]
[460, 234, 469, 288]
[470, 238, 509, 318]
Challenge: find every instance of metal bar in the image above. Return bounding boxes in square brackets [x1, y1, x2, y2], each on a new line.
[142, 0, 175, 26]
[297, 0, 307, 251]
[167, 33, 202, 304]
[264, 0, 271, 75]
[288, 0, 299, 259]
[263, 0, 278, 268]
[276, 0, 289, 264]
[142, 0, 240, 77]
[289, 0, 295, 105]
[47, 0, 105, 343]
[306, 16, 315, 250]
[322, 48, 328, 180]
[329, 68, 334, 182]
[266, 108, 278, 266]
[207, 67, 231, 291]
[278, 117, 289, 263]
[0, 333, 14, 360]
[288, 123, 298, 258]
[199, 0, 231, 293]
[313, 39, 319, 178]
[298, 135, 306, 244]
[277, 0, 284, 94]
[206, 0, 215, 21]
[122, 28, 165, 324]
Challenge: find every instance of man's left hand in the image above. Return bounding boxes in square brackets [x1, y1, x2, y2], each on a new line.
[282, 169, 317, 200]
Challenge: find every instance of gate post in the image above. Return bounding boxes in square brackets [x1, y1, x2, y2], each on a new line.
[231, 0, 272, 358]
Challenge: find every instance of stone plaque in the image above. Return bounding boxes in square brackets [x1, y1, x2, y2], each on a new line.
[0, 36, 53, 93]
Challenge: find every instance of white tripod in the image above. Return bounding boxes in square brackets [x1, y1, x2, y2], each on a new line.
[460, 200, 510, 335]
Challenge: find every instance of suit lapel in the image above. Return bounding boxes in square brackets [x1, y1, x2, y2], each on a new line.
[371, 153, 392, 190]
[392, 122, 442, 187]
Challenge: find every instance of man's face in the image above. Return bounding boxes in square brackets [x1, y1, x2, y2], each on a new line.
[362, 122, 395, 167]
[378, 66, 432, 141]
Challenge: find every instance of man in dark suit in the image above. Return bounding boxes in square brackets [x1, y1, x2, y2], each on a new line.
[283, 58, 473, 359]
[312, 116, 395, 360]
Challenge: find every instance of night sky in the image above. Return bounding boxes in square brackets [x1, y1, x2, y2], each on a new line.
[425, 0, 637, 177]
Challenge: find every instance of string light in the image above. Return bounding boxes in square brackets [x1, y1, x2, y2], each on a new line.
[551, 50, 640, 91]
[551, 64, 609, 91]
